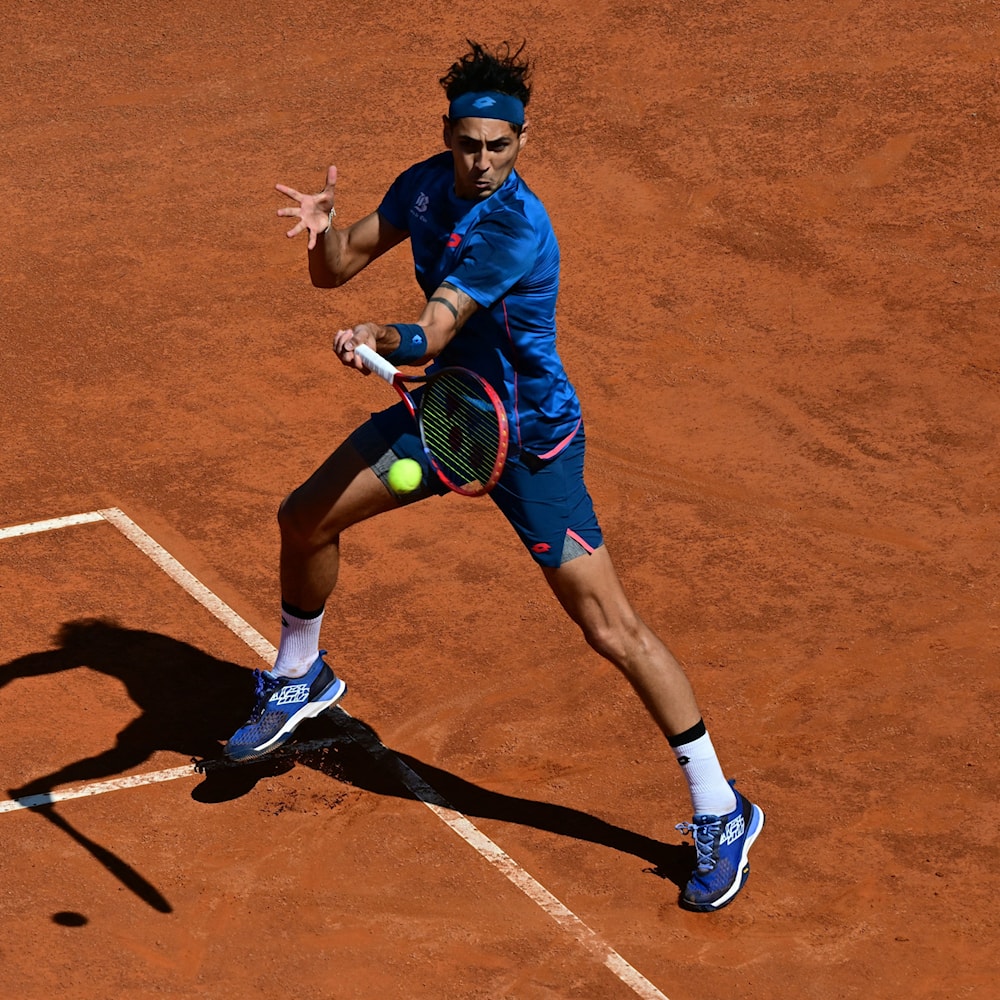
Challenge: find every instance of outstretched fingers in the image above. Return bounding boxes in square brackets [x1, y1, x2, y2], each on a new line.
[274, 182, 305, 200]
[274, 167, 338, 249]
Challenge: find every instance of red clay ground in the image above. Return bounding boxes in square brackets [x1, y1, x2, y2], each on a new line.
[2, 2, 998, 998]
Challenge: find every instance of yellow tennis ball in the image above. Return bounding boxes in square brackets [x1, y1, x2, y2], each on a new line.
[387, 458, 423, 494]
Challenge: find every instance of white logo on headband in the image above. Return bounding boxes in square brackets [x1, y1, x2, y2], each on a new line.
[473, 96, 497, 108]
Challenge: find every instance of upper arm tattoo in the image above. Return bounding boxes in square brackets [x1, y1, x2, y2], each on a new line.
[429, 296, 459, 320]
[429, 281, 477, 330]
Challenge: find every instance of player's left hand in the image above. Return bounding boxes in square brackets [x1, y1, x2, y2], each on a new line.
[276, 165, 338, 250]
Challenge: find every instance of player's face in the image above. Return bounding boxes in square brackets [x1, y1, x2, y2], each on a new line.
[443, 117, 527, 200]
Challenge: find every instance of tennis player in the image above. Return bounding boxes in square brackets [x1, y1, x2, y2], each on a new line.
[227, 41, 764, 912]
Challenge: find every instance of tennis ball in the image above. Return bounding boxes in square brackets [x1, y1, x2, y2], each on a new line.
[387, 458, 423, 494]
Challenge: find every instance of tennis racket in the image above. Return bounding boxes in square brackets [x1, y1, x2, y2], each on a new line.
[354, 343, 509, 496]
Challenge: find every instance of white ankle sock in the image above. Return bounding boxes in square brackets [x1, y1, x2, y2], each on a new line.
[672, 730, 738, 817]
[272, 606, 324, 678]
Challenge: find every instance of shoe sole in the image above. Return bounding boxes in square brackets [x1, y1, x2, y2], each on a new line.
[225, 677, 348, 763]
[681, 803, 766, 912]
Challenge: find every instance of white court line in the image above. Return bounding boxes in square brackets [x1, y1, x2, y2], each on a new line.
[0, 736, 354, 815]
[0, 511, 105, 539]
[340, 712, 673, 1000]
[96, 507, 278, 665]
[0, 766, 196, 813]
[0, 508, 671, 1000]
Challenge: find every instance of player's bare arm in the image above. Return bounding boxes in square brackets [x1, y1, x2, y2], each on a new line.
[276, 165, 409, 288]
[332, 281, 478, 370]
[309, 211, 409, 289]
[421, 281, 478, 341]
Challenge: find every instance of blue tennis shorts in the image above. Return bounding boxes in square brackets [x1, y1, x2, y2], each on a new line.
[349, 402, 604, 567]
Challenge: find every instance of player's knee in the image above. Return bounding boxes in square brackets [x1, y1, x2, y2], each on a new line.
[579, 610, 644, 666]
[581, 623, 618, 662]
[277, 489, 331, 551]
[276, 491, 303, 542]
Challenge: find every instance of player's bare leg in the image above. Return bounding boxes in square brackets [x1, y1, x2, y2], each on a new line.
[543, 542, 765, 911]
[224, 440, 396, 762]
[278, 439, 401, 611]
[541, 544, 701, 738]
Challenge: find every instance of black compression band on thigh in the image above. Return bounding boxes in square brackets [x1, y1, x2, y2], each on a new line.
[667, 717, 707, 748]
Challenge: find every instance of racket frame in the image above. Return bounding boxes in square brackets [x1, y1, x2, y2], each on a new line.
[354, 343, 509, 496]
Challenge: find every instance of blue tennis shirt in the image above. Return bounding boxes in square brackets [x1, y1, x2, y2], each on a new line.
[378, 151, 582, 459]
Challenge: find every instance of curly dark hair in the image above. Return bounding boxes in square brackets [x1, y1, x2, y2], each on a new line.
[440, 40, 532, 108]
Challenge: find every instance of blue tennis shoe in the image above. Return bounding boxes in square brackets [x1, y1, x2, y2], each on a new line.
[676, 785, 765, 911]
[225, 652, 346, 762]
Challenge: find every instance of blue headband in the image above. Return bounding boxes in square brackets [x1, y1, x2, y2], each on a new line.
[448, 91, 525, 126]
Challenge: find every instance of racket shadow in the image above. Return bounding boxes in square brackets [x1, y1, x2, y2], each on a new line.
[27, 805, 173, 914]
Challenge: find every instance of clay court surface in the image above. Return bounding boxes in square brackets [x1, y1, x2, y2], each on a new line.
[2, 2, 998, 998]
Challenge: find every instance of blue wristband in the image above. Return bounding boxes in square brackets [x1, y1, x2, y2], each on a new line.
[385, 324, 427, 365]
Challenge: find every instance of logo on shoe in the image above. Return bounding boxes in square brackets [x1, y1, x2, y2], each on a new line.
[719, 814, 745, 845]
[271, 683, 309, 706]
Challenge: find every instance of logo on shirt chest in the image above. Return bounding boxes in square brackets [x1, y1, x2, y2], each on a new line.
[411, 191, 430, 220]
[447, 232, 462, 248]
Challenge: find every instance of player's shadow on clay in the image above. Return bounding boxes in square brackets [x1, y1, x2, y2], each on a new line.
[3, 618, 257, 799]
[3, 618, 694, 908]
[2, 617, 262, 914]
[289, 711, 696, 889]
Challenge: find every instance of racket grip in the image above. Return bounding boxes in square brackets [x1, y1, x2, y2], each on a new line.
[354, 343, 399, 384]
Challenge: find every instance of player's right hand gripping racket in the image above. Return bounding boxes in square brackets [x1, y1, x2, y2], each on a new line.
[354, 343, 509, 497]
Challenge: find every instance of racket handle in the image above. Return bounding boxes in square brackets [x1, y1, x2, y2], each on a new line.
[354, 343, 399, 385]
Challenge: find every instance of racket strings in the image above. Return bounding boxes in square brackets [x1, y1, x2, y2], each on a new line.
[420, 372, 505, 491]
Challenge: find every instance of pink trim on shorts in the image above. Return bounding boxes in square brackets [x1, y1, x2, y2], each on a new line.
[565, 528, 596, 554]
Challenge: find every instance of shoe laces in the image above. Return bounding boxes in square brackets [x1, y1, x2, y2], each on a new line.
[676, 816, 722, 874]
[248, 669, 281, 722]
